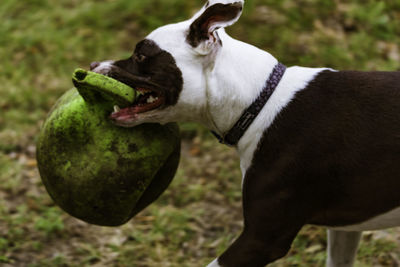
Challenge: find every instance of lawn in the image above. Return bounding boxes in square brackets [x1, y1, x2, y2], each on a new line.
[1, 0, 400, 266]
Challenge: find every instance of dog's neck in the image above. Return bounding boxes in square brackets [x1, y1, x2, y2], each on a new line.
[204, 32, 278, 137]
[191, 32, 330, 174]
[142, 26, 329, 175]
[144, 25, 278, 138]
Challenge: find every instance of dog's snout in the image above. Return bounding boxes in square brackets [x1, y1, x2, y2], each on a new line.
[90, 61, 100, 70]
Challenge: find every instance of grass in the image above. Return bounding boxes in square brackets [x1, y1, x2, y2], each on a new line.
[1, 0, 400, 266]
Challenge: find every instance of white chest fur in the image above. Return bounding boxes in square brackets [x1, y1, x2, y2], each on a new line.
[237, 66, 332, 177]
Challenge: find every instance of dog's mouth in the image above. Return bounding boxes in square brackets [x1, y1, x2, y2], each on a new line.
[111, 87, 165, 117]
[91, 64, 167, 123]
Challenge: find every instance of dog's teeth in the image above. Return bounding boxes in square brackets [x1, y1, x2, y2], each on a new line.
[147, 95, 156, 103]
[114, 105, 121, 112]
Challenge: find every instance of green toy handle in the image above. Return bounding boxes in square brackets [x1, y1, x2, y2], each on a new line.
[72, 68, 136, 107]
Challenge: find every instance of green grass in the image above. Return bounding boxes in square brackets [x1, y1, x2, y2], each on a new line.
[1, 0, 400, 266]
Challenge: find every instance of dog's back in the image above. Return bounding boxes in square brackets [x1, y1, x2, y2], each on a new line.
[245, 70, 400, 229]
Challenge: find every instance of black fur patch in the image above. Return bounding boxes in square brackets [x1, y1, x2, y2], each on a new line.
[113, 39, 183, 107]
[219, 70, 400, 266]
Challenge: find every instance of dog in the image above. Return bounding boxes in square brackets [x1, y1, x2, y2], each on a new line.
[90, 0, 400, 266]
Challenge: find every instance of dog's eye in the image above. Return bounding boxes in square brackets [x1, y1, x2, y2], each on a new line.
[134, 54, 146, 63]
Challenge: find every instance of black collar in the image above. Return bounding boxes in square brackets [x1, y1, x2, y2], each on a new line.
[211, 62, 287, 146]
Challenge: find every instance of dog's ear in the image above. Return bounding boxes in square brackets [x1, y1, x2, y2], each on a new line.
[187, 0, 244, 53]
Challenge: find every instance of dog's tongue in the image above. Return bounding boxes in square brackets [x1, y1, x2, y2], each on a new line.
[72, 68, 137, 107]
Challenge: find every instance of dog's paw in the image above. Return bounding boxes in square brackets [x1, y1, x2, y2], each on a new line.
[206, 258, 221, 267]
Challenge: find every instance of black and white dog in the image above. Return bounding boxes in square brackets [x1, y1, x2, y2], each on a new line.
[91, 0, 400, 266]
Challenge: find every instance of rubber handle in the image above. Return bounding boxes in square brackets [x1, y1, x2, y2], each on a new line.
[72, 68, 136, 107]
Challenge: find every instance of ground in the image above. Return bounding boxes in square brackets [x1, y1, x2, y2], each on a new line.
[1, 0, 400, 266]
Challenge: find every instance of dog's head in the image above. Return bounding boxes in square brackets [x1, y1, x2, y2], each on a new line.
[91, 0, 244, 127]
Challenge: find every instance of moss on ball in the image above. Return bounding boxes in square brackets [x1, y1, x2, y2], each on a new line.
[37, 88, 180, 226]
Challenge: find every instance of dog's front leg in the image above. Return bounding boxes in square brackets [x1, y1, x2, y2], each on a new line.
[208, 180, 311, 267]
[212, 229, 299, 267]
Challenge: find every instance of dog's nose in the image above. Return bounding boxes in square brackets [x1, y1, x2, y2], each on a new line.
[90, 61, 100, 70]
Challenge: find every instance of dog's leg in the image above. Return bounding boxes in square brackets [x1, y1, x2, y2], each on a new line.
[212, 226, 301, 267]
[326, 230, 362, 267]
[206, 187, 308, 266]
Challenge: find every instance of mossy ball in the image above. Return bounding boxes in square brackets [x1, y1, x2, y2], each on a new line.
[37, 87, 180, 226]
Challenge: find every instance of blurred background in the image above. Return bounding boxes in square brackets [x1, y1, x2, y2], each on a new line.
[1, 0, 400, 266]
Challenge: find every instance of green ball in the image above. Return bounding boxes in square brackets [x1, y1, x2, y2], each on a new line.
[37, 88, 180, 226]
